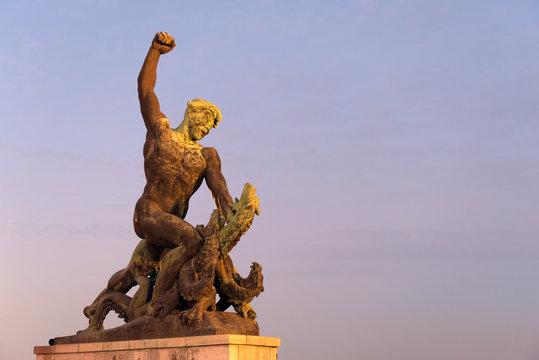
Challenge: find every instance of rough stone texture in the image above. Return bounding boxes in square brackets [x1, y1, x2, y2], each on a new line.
[54, 313, 259, 344]
[35, 335, 280, 360]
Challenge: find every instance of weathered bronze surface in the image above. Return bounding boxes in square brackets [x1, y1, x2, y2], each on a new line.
[51, 32, 264, 344]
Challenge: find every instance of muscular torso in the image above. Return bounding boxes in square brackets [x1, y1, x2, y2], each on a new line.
[141, 117, 207, 218]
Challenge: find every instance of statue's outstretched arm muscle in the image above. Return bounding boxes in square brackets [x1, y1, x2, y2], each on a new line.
[137, 32, 176, 134]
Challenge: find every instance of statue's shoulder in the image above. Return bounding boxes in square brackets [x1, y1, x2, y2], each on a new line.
[147, 116, 172, 141]
[155, 116, 171, 131]
[201, 146, 218, 155]
[201, 147, 221, 163]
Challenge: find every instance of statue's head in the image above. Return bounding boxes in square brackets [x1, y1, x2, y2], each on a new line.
[183, 99, 222, 141]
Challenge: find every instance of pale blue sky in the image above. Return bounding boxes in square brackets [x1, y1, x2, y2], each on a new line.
[1, 1, 538, 359]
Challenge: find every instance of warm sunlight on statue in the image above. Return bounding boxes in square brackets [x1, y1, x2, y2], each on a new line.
[51, 32, 264, 344]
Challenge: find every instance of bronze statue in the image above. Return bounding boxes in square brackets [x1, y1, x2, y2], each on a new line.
[70, 32, 264, 341]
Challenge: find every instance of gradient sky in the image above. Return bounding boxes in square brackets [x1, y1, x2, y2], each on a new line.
[1, 1, 538, 359]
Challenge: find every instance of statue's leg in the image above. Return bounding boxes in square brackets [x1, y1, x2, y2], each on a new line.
[134, 197, 203, 251]
[134, 198, 204, 316]
[148, 244, 191, 313]
[126, 275, 153, 320]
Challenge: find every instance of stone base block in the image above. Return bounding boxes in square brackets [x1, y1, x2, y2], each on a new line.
[34, 334, 280, 360]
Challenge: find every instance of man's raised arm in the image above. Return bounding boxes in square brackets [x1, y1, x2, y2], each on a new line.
[137, 32, 176, 133]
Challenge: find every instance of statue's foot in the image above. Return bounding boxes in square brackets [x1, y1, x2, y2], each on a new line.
[246, 308, 257, 320]
[233, 302, 257, 320]
[179, 304, 204, 326]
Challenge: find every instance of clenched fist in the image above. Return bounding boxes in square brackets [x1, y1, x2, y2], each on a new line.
[151, 32, 175, 54]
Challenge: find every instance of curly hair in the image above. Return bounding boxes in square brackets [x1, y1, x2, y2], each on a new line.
[185, 98, 222, 128]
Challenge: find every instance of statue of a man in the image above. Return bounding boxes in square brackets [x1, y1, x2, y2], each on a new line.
[133, 32, 234, 305]
[83, 32, 235, 324]
[73, 32, 266, 337]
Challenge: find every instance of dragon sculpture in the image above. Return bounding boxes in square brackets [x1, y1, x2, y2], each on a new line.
[81, 183, 263, 333]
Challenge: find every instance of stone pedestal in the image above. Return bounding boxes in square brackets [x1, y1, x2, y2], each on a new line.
[52, 313, 260, 344]
[34, 334, 280, 360]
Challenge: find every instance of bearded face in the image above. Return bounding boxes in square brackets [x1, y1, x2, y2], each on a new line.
[187, 109, 215, 141]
